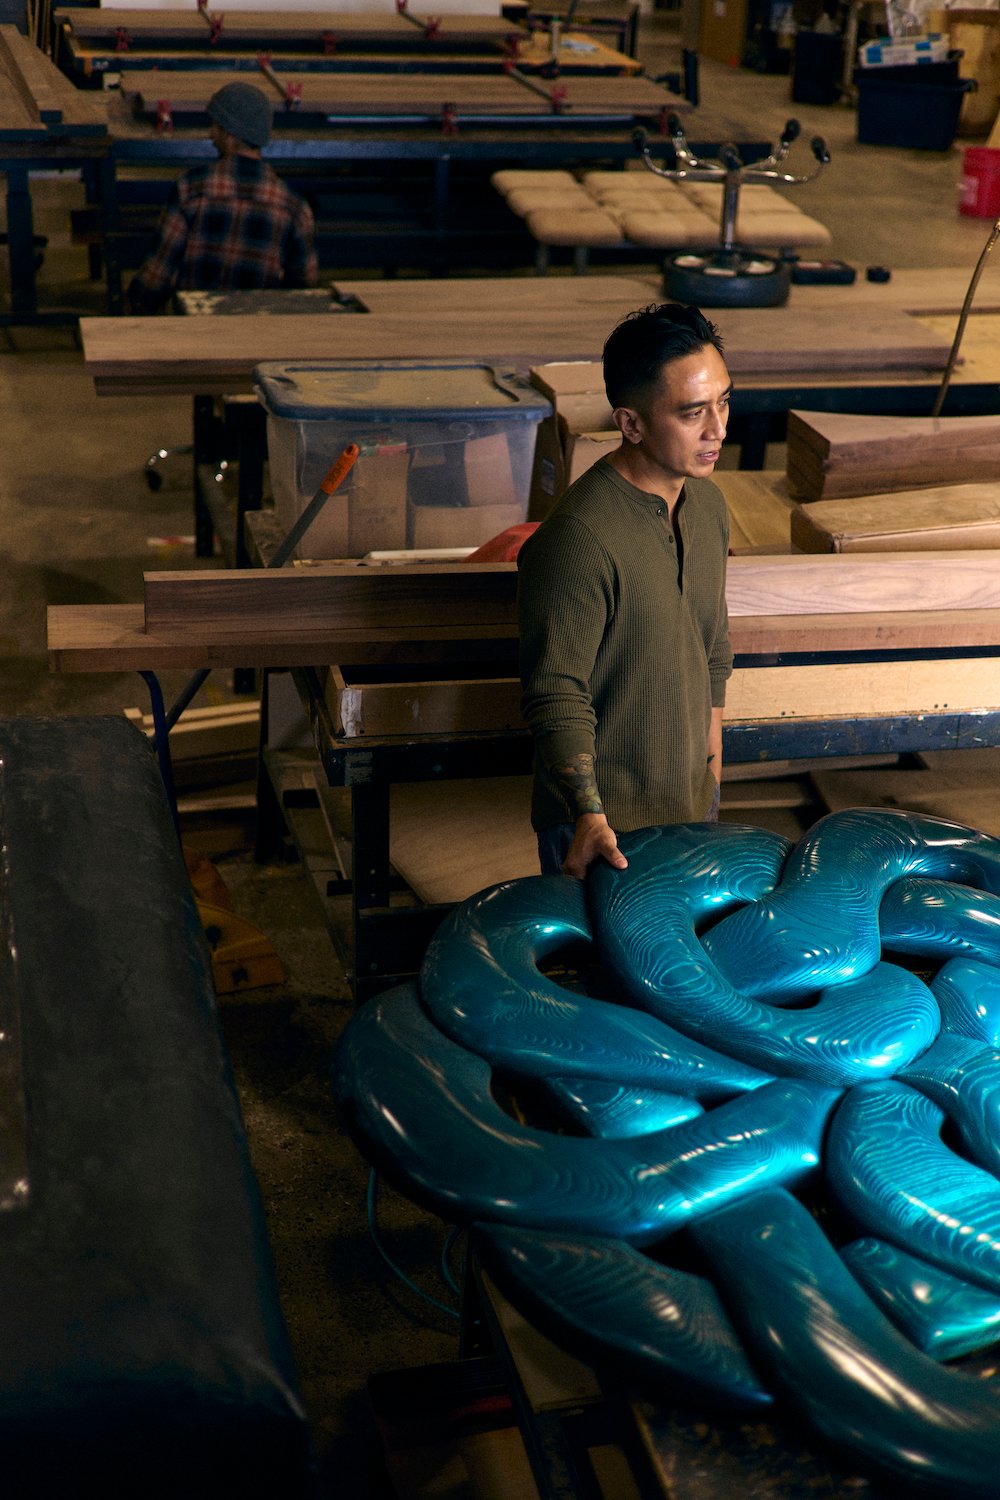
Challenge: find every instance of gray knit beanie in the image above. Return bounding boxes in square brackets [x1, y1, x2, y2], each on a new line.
[207, 82, 272, 149]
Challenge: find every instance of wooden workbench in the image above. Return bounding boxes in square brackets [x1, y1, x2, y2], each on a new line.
[79, 282, 959, 396]
[45, 548, 1000, 995]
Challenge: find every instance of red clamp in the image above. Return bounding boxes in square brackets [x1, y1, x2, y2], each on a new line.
[284, 80, 303, 109]
[322, 30, 337, 53]
[155, 99, 173, 133]
[114, 26, 131, 51]
[208, 13, 224, 43]
[395, 0, 408, 12]
[549, 83, 568, 112]
[503, 36, 520, 67]
[424, 16, 441, 39]
[257, 48, 272, 68]
[657, 105, 669, 135]
[440, 102, 458, 136]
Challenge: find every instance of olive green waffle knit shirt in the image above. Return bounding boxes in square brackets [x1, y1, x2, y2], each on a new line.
[518, 458, 733, 834]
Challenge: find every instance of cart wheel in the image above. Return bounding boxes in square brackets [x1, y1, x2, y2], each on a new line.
[664, 252, 791, 308]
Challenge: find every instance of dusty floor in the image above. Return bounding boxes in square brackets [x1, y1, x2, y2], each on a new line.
[3, 12, 998, 1494]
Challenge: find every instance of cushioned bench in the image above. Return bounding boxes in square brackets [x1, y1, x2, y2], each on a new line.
[0, 715, 315, 1498]
[492, 167, 832, 271]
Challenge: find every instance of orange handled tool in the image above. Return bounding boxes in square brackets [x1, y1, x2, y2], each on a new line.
[270, 442, 359, 568]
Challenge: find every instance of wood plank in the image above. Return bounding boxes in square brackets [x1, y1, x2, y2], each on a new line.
[791, 484, 1000, 553]
[141, 554, 1000, 638]
[390, 777, 537, 903]
[47, 602, 520, 672]
[726, 657, 1000, 722]
[726, 551, 1000, 616]
[142, 563, 519, 635]
[80, 303, 955, 398]
[125, 70, 551, 115]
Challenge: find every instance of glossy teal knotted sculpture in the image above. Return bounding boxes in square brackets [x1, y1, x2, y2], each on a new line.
[332, 808, 1000, 1496]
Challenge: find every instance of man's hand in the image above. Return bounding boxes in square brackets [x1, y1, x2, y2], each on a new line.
[562, 813, 628, 879]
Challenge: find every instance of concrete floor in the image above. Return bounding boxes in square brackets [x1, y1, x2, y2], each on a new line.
[3, 15, 999, 1497]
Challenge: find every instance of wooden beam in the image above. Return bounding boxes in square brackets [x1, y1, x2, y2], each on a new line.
[141, 563, 519, 636]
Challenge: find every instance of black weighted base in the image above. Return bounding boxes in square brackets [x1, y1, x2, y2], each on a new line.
[0, 716, 316, 1498]
[664, 250, 792, 308]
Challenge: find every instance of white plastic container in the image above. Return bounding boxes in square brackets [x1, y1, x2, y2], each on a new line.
[255, 360, 552, 559]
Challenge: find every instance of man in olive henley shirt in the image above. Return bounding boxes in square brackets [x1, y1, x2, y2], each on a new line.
[518, 302, 733, 879]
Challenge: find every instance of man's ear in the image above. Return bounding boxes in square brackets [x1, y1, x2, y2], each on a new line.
[613, 405, 642, 445]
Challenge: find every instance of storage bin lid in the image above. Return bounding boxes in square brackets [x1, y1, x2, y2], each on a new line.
[254, 360, 552, 422]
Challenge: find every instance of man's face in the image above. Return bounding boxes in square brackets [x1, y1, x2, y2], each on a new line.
[620, 345, 732, 485]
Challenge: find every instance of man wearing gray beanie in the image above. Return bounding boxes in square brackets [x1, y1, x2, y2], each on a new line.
[126, 82, 317, 312]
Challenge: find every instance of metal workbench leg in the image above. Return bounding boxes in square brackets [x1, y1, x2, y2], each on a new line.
[3, 165, 38, 318]
[139, 670, 180, 839]
[193, 394, 217, 556]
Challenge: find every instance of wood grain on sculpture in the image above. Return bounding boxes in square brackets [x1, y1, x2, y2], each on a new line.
[333, 809, 1000, 1495]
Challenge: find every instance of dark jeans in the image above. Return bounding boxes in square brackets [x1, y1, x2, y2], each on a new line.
[536, 781, 721, 875]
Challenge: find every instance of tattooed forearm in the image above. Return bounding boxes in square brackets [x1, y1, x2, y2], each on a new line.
[552, 753, 605, 817]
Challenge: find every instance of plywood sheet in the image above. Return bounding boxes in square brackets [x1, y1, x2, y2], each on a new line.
[390, 777, 537, 903]
[726, 657, 1000, 722]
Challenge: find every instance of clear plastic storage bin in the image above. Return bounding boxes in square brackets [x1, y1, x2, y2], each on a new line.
[255, 360, 552, 559]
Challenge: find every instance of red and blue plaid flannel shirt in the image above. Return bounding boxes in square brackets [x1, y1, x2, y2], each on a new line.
[127, 153, 317, 310]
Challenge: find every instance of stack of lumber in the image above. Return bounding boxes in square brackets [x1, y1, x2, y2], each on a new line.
[121, 67, 676, 122]
[791, 482, 1000, 553]
[56, 7, 525, 50]
[0, 25, 106, 139]
[786, 410, 1000, 502]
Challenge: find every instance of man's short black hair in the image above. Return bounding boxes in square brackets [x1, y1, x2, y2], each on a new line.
[603, 303, 725, 411]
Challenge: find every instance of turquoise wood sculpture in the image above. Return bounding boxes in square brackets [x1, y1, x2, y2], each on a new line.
[333, 809, 1000, 1495]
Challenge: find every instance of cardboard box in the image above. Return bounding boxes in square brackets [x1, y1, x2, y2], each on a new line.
[530, 362, 612, 432]
[528, 362, 616, 519]
[791, 484, 1000, 552]
[409, 501, 526, 550]
[565, 431, 621, 485]
[347, 450, 410, 557]
[464, 432, 517, 507]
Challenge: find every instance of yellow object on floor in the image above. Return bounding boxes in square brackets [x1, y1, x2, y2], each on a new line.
[184, 846, 284, 994]
[196, 901, 285, 995]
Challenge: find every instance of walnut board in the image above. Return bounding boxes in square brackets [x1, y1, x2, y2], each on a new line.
[786, 410, 1000, 503]
[81, 304, 955, 398]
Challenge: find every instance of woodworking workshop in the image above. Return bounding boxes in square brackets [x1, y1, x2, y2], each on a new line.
[10, 0, 1000, 1490]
